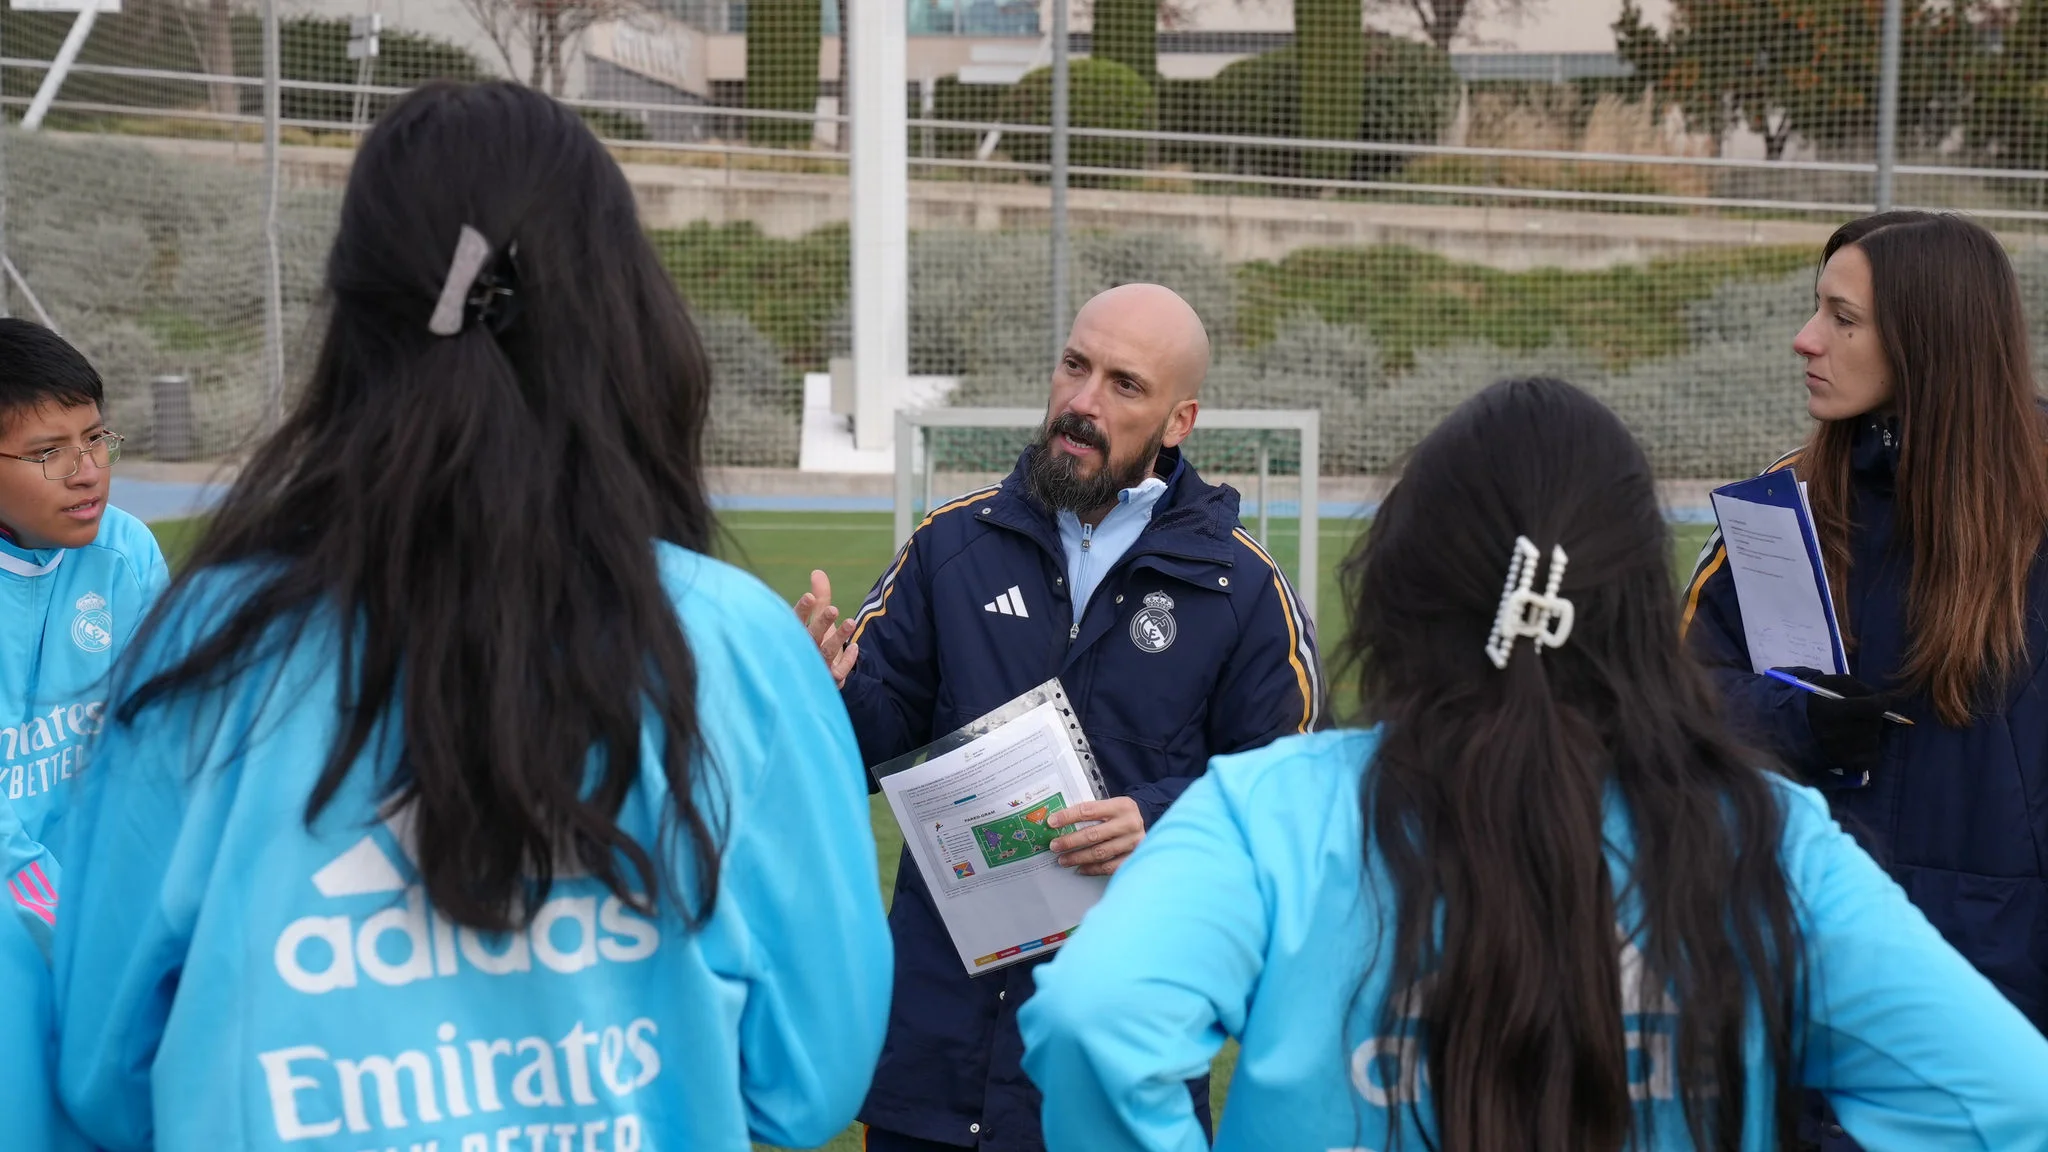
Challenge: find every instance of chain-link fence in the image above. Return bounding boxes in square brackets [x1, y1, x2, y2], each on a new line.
[5, 0, 2047, 481]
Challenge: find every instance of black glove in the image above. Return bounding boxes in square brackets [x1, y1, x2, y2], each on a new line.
[1779, 667, 1892, 783]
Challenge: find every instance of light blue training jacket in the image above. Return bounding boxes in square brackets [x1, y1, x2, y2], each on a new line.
[2, 505, 167, 947]
[0, 907, 89, 1151]
[1020, 728, 2048, 1152]
[52, 545, 893, 1152]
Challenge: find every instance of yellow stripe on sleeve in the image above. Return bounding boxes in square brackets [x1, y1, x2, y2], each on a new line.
[1680, 546, 1725, 638]
[1233, 529, 1317, 732]
[850, 485, 1002, 642]
[1681, 449, 1799, 638]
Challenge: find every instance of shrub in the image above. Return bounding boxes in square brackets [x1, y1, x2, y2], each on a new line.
[745, 0, 822, 148]
[250, 17, 488, 123]
[699, 312, 801, 467]
[999, 57, 1157, 173]
[1206, 39, 1460, 180]
[652, 221, 850, 372]
[577, 107, 651, 142]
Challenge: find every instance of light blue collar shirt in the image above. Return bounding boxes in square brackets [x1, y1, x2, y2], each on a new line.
[1057, 476, 1169, 620]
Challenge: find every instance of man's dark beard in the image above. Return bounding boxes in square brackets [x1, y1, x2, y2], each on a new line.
[1027, 411, 1164, 513]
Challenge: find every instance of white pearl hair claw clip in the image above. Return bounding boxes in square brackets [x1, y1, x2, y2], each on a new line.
[1484, 535, 1575, 670]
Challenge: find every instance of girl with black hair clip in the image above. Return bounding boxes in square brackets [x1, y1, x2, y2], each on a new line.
[43, 82, 892, 1152]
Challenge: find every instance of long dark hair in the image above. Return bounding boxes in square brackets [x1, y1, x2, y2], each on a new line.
[118, 82, 722, 932]
[1800, 211, 2048, 726]
[1342, 379, 1804, 1151]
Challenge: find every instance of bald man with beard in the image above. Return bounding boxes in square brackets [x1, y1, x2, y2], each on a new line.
[797, 284, 1327, 1152]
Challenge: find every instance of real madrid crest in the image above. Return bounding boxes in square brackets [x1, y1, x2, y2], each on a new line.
[1128, 590, 1177, 654]
[71, 591, 112, 653]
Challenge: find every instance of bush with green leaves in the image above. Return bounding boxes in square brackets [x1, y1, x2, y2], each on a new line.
[1197, 313, 1383, 473]
[1204, 40, 1460, 180]
[4, 131, 338, 457]
[249, 18, 488, 123]
[699, 312, 801, 468]
[999, 58, 1157, 173]
[0, 6, 488, 127]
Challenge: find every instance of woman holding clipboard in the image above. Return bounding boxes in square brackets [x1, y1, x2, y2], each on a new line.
[1684, 212, 2048, 1132]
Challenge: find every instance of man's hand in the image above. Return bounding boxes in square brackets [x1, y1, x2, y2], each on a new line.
[1048, 797, 1144, 877]
[794, 569, 859, 688]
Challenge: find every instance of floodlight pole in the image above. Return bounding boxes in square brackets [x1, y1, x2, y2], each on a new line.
[1875, 0, 1902, 212]
[851, 0, 910, 452]
[1049, 0, 1070, 358]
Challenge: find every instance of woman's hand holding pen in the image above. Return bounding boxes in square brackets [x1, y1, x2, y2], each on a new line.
[1776, 666, 1902, 783]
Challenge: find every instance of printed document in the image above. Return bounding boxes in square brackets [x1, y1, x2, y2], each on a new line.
[1709, 478, 1848, 674]
[877, 700, 1107, 976]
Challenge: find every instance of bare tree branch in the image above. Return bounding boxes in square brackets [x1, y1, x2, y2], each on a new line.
[453, 0, 536, 82]
[1368, 0, 1544, 51]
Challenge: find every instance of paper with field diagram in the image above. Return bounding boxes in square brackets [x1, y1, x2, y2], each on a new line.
[877, 696, 1106, 976]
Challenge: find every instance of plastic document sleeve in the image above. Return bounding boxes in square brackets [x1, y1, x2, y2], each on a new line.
[871, 680, 1110, 976]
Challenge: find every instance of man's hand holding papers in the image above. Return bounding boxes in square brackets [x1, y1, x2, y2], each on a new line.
[1048, 797, 1145, 877]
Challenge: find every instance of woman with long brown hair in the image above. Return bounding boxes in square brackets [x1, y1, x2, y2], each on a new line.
[1684, 211, 2048, 1144]
[1020, 377, 2048, 1152]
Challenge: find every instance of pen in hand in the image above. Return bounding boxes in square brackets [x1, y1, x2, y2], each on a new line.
[1765, 668, 1915, 726]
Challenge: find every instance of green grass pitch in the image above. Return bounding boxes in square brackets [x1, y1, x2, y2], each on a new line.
[146, 510, 1717, 1152]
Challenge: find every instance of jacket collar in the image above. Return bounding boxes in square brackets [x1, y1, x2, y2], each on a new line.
[1851, 414, 1900, 493]
[0, 531, 65, 578]
[986, 444, 1240, 565]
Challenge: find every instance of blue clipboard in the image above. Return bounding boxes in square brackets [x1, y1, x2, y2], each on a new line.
[1709, 472, 1850, 676]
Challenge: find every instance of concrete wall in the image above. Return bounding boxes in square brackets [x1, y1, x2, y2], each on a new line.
[112, 132, 1845, 272]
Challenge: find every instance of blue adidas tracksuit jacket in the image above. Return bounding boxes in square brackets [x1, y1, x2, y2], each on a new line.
[1686, 419, 2048, 1042]
[845, 446, 1325, 1151]
[2, 505, 166, 943]
[1, 906, 90, 1151]
[1021, 729, 2048, 1151]
[50, 545, 893, 1151]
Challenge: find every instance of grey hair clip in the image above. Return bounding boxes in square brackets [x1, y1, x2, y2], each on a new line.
[428, 225, 495, 337]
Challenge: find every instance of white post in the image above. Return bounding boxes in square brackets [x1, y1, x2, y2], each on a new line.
[1048, 0, 1069, 359]
[894, 411, 917, 549]
[1875, 0, 1902, 211]
[262, 0, 285, 427]
[1298, 411, 1320, 626]
[850, 0, 909, 452]
[23, 5, 100, 132]
[1256, 436, 1269, 545]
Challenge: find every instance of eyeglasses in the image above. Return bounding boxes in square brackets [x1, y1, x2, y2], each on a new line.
[1, 432, 124, 480]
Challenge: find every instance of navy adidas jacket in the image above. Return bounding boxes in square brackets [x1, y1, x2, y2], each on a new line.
[843, 446, 1324, 1151]
[1685, 418, 2048, 1039]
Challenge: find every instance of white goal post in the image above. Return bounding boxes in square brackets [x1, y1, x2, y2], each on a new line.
[894, 407, 1322, 623]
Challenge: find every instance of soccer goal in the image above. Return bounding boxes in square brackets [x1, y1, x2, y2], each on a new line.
[893, 408, 1323, 623]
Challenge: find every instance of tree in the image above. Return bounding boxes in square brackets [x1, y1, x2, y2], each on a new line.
[1095, 0, 1158, 81]
[1365, 0, 1549, 52]
[1970, 0, 2048, 168]
[834, 0, 848, 149]
[1298, 0, 1363, 179]
[744, 0, 822, 148]
[455, 0, 639, 95]
[1615, 0, 1972, 161]
[1209, 39, 1458, 179]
